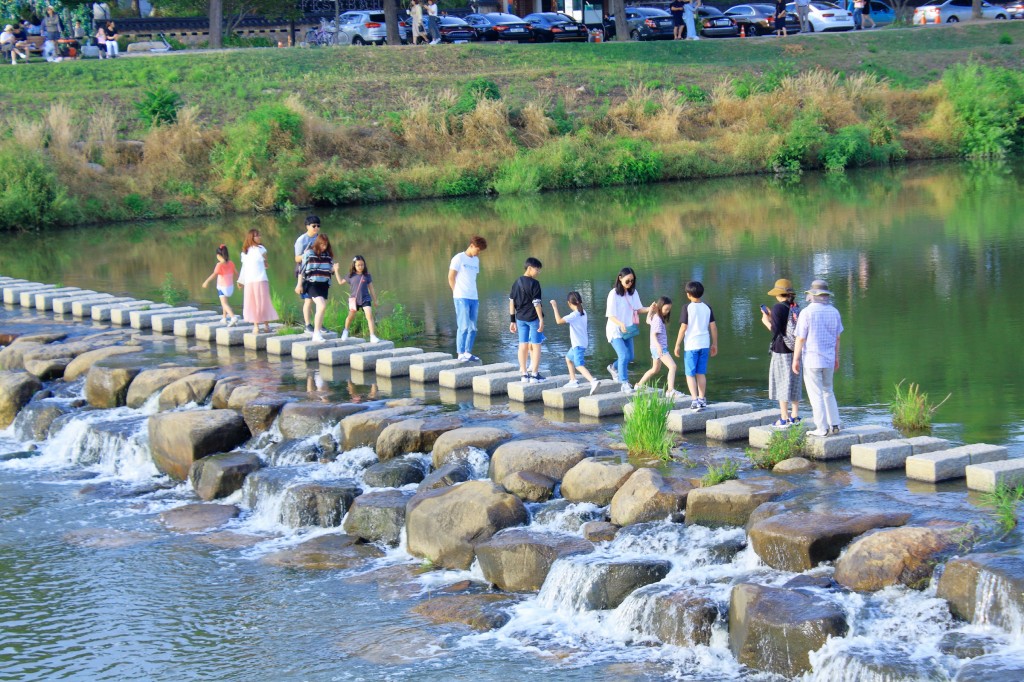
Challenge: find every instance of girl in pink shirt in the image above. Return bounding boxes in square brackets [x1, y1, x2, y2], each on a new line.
[635, 296, 679, 398]
[201, 244, 239, 326]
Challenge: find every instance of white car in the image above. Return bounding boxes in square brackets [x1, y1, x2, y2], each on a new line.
[785, 2, 856, 31]
[914, 0, 1009, 23]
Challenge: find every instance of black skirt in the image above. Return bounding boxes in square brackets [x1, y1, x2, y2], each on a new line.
[305, 281, 330, 299]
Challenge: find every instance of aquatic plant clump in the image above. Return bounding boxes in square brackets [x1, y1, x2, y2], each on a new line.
[890, 379, 950, 433]
[622, 387, 675, 460]
[701, 458, 740, 487]
[159, 273, 190, 306]
[981, 482, 1024, 535]
[746, 423, 807, 469]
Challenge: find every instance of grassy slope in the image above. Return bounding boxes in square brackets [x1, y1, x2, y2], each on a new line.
[1, 21, 1022, 132]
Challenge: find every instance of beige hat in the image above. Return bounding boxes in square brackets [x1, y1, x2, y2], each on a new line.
[806, 279, 833, 296]
[3, 25, 13, 31]
[767, 278, 794, 296]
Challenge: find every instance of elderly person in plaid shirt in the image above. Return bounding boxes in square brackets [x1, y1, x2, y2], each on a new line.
[791, 279, 843, 437]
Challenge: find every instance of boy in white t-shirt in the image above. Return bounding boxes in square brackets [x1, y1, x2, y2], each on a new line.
[448, 235, 487, 362]
[673, 281, 718, 411]
[550, 291, 599, 394]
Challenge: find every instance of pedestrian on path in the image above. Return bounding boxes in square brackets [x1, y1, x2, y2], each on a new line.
[426, 0, 441, 44]
[550, 292, 599, 394]
[449, 235, 487, 362]
[761, 278, 801, 427]
[634, 296, 680, 397]
[509, 257, 545, 383]
[294, 215, 321, 335]
[670, 0, 686, 40]
[673, 281, 718, 411]
[606, 267, 648, 394]
[792, 279, 843, 437]
[341, 255, 379, 343]
[296, 234, 342, 343]
[795, 0, 811, 33]
[201, 244, 239, 327]
[238, 229, 278, 335]
[684, 0, 699, 40]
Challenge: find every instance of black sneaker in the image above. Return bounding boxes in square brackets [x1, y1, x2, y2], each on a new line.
[530, 372, 546, 384]
[830, 425, 841, 436]
[304, 324, 314, 334]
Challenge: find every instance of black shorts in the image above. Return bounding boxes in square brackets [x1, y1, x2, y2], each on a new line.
[672, 15, 684, 26]
[305, 281, 330, 300]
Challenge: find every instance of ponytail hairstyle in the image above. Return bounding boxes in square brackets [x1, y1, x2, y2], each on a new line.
[349, 255, 370, 277]
[651, 296, 672, 323]
[216, 244, 230, 261]
[242, 229, 260, 254]
[567, 291, 585, 316]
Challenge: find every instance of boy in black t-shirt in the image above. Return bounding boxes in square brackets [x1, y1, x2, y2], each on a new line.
[509, 257, 545, 383]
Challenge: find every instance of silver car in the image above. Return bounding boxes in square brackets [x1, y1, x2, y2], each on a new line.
[334, 10, 398, 45]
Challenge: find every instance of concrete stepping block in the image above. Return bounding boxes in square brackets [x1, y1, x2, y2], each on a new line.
[265, 331, 337, 356]
[152, 310, 219, 333]
[55, 293, 114, 315]
[72, 297, 135, 317]
[241, 326, 287, 349]
[843, 425, 901, 444]
[375, 351, 450, 377]
[578, 390, 633, 417]
[907, 444, 1008, 483]
[803, 432, 863, 461]
[966, 459, 1024, 493]
[319, 340, 397, 366]
[194, 319, 233, 341]
[293, 337, 363, 361]
[175, 315, 227, 337]
[130, 306, 197, 329]
[666, 401, 753, 433]
[409, 358, 465, 383]
[905, 436, 954, 454]
[622, 391, 694, 419]
[215, 324, 277, 346]
[473, 370, 525, 396]
[3, 283, 54, 304]
[509, 375, 572, 402]
[542, 380, 620, 409]
[34, 289, 97, 311]
[707, 409, 780, 441]
[92, 300, 163, 321]
[349, 347, 422, 371]
[851, 436, 952, 471]
[21, 286, 81, 308]
[439, 362, 518, 389]
[749, 424, 792, 450]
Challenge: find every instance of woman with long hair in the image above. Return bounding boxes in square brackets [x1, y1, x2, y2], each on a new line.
[295, 233, 342, 343]
[605, 267, 649, 394]
[238, 229, 278, 334]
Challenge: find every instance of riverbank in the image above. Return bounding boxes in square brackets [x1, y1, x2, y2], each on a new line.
[2, 21, 1023, 231]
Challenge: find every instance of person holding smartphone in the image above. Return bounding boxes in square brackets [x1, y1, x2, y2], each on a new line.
[760, 278, 801, 427]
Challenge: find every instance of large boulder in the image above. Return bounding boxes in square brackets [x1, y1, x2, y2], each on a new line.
[489, 439, 589, 483]
[125, 366, 203, 408]
[241, 396, 288, 436]
[211, 377, 245, 409]
[500, 470, 555, 502]
[561, 458, 635, 506]
[362, 457, 427, 488]
[343, 489, 414, 546]
[339, 405, 423, 450]
[548, 557, 671, 610]
[406, 480, 528, 569]
[148, 410, 251, 480]
[476, 529, 594, 592]
[11, 399, 73, 441]
[261, 534, 383, 569]
[23, 355, 72, 380]
[834, 523, 977, 592]
[955, 654, 1024, 681]
[748, 510, 911, 572]
[264, 438, 323, 466]
[63, 345, 142, 381]
[431, 426, 512, 468]
[0, 371, 43, 428]
[225, 384, 263, 410]
[418, 459, 475, 491]
[188, 451, 263, 501]
[729, 583, 849, 677]
[281, 481, 363, 527]
[376, 416, 461, 461]
[84, 365, 142, 409]
[610, 468, 692, 527]
[411, 593, 518, 631]
[157, 371, 218, 410]
[625, 585, 718, 646]
[937, 551, 1024, 631]
[159, 503, 240, 532]
[685, 477, 795, 528]
[278, 402, 366, 439]
[0, 334, 67, 369]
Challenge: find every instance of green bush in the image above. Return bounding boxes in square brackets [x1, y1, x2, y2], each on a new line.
[890, 379, 950, 434]
[622, 387, 675, 460]
[943, 63, 1024, 158]
[213, 104, 306, 206]
[608, 138, 663, 185]
[134, 87, 182, 127]
[435, 167, 490, 197]
[308, 167, 391, 205]
[998, 33, 1013, 46]
[769, 108, 827, 173]
[450, 77, 501, 116]
[160, 273, 189, 306]
[492, 157, 541, 195]
[676, 84, 709, 103]
[746, 423, 807, 469]
[0, 146, 78, 232]
[123, 193, 155, 218]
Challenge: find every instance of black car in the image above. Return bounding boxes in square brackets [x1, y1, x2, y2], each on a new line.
[604, 7, 675, 41]
[463, 12, 533, 42]
[523, 12, 588, 42]
[725, 4, 801, 35]
[694, 7, 740, 37]
[438, 16, 479, 43]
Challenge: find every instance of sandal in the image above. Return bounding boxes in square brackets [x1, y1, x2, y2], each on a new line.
[771, 419, 790, 427]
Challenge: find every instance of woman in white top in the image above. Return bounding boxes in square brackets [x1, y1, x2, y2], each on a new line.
[237, 229, 279, 334]
[605, 267, 649, 394]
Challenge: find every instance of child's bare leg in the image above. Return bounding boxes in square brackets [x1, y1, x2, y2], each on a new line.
[565, 358, 577, 381]
[529, 343, 541, 374]
[779, 401, 789, 422]
[663, 354, 677, 392]
[789, 401, 800, 420]
[696, 374, 707, 399]
[685, 374, 698, 400]
[636, 359, 662, 389]
[363, 307, 376, 336]
[219, 295, 234, 318]
[517, 343, 529, 374]
[344, 309, 356, 331]
[576, 365, 596, 383]
[313, 298, 326, 333]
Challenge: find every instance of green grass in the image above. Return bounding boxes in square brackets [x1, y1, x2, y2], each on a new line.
[745, 423, 808, 469]
[890, 379, 951, 433]
[980, 482, 1024, 535]
[701, 458, 740, 487]
[159, 273, 189, 306]
[622, 386, 675, 460]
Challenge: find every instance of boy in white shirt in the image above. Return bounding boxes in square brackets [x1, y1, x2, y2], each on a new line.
[448, 235, 487, 362]
[673, 281, 718, 411]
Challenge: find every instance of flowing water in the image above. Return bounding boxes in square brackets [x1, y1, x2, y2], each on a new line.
[2, 161, 1024, 680]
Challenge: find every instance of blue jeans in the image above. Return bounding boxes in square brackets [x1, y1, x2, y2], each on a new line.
[684, 5, 697, 38]
[610, 336, 634, 383]
[454, 297, 478, 354]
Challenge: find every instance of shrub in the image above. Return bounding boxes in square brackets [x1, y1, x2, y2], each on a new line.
[160, 273, 189, 306]
[123, 193, 155, 218]
[998, 33, 1013, 46]
[622, 387, 675, 460]
[701, 458, 740, 487]
[134, 87, 183, 127]
[981, 482, 1024, 535]
[942, 63, 1024, 158]
[769, 108, 827, 174]
[308, 167, 391, 205]
[332, 298, 423, 341]
[890, 379, 950, 433]
[677, 84, 709, 103]
[449, 77, 501, 117]
[609, 138, 663, 185]
[0, 146, 78, 232]
[492, 157, 541, 195]
[746, 424, 807, 469]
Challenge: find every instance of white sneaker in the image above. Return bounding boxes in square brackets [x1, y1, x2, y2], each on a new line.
[370, 334, 380, 344]
[589, 380, 600, 395]
[311, 332, 325, 343]
[340, 329, 349, 341]
[565, 379, 580, 388]
[665, 389, 680, 399]
[228, 316, 238, 327]
[808, 428, 829, 437]
[621, 382, 633, 394]
[606, 364, 619, 382]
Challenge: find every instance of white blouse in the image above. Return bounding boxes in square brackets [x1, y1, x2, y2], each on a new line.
[605, 289, 642, 342]
[238, 245, 269, 284]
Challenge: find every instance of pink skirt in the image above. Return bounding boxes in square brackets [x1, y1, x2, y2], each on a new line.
[243, 280, 278, 324]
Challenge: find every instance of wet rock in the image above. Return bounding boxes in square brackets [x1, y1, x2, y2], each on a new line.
[11, 399, 71, 441]
[159, 503, 240, 532]
[748, 510, 911, 572]
[340, 405, 423, 450]
[157, 372, 218, 410]
[278, 402, 367, 439]
[937, 551, 1024, 631]
[282, 481, 363, 527]
[639, 585, 719, 646]
[0, 341, 42, 370]
[265, 438, 322, 465]
[318, 434, 339, 460]
[376, 416, 461, 461]
[476, 528, 594, 592]
[210, 376, 245, 409]
[581, 521, 620, 542]
[148, 410, 251, 480]
[411, 593, 518, 631]
[501, 470, 556, 502]
[834, 523, 976, 592]
[431, 426, 512, 468]
[783, 574, 838, 590]
[125, 366, 203, 408]
[563, 558, 672, 610]
[684, 477, 795, 528]
[490, 439, 589, 483]
[0, 450, 38, 462]
[343, 489, 414, 546]
[418, 459, 474, 491]
[363, 457, 427, 488]
[729, 583, 849, 677]
[261, 533, 383, 569]
[188, 451, 263, 501]
[532, 498, 606, 531]
[610, 468, 692, 527]
[24, 356, 72, 380]
[773, 456, 813, 473]
[335, 624, 443, 664]
[225, 384, 263, 410]
[196, 531, 268, 549]
[84, 365, 142, 409]
[938, 631, 1001, 659]
[241, 397, 288, 436]
[561, 458, 635, 506]
[0, 371, 43, 428]
[955, 654, 1024, 681]
[63, 527, 159, 549]
[63, 345, 142, 382]
[406, 480, 528, 569]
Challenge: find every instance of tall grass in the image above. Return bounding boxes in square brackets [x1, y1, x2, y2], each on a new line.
[981, 482, 1024, 535]
[745, 423, 807, 469]
[622, 386, 675, 460]
[160, 273, 190, 306]
[890, 379, 950, 433]
[701, 458, 740, 487]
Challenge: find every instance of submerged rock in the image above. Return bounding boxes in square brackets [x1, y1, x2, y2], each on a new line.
[278, 402, 367, 439]
[431, 426, 512, 468]
[476, 528, 594, 592]
[84, 364, 142, 409]
[362, 456, 427, 488]
[773, 456, 813, 473]
[561, 457, 635, 506]
[125, 366, 203, 408]
[418, 459, 474, 491]
[938, 631, 1001, 659]
[489, 439, 589, 483]
[157, 372, 218, 410]
[581, 521, 620, 543]
[955, 654, 1024, 681]
[261, 534, 383, 569]
[411, 593, 518, 631]
[189, 451, 263, 501]
[684, 477, 796, 528]
[159, 503, 240, 532]
[0, 371, 43, 428]
[241, 396, 288, 436]
[610, 468, 692, 527]
[501, 470, 555, 502]
[63, 527, 159, 549]
[376, 416, 460, 461]
[937, 551, 1024, 632]
[343, 489, 414, 546]
[148, 410, 251, 480]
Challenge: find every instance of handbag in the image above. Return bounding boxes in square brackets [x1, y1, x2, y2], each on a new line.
[349, 274, 365, 311]
[621, 307, 641, 340]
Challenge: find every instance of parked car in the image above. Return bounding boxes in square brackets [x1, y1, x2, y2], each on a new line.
[784, 1, 855, 31]
[332, 11, 398, 45]
[695, 6, 741, 36]
[437, 16, 479, 43]
[913, 0, 1009, 22]
[843, 0, 896, 25]
[1003, 1, 1024, 18]
[463, 12, 533, 41]
[523, 12, 588, 41]
[603, 7, 675, 41]
[726, 4, 801, 35]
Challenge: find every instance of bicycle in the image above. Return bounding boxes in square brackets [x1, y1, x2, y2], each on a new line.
[305, 19, 338, 46]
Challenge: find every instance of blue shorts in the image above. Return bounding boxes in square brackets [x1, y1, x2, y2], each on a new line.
[566, 346, 586, 368]
[651, 346, 668, 360]
[217, 286, 234, 297]
[516, 318, 544, 345]
[684, 348, 710, 376]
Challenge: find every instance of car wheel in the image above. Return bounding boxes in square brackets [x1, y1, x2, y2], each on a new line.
[995, 14, 1007, 19]
[353, 36, 365, 45]
[748, 24, 760, 36]
[946, 16, 959, 23]
[630, 29, 641, 41]
[806, 21, 815, 32]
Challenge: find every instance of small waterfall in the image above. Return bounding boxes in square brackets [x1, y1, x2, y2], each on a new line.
[36, 411, 157, 480]
[974, 570, 1024, 638]
[806, 643, 951, 682]
[538, 556, 608, 613]
[609, 583, 720, 647]
[241, 467, 303, 531]
[240, 465, 364, 531]
[462, 447, 490, 480]
[529, 500, 605, 532]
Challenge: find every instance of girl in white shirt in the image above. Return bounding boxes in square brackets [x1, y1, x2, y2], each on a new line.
[237, 229, 279, 334]
[549, 291, 599, 395]
[605, 267, 649, 394]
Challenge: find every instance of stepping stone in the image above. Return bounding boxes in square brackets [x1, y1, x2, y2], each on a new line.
[195, 319, 233, 342]
[265, 331, 336, 356]
[152, 310, 219, 333]
[293, 337, 364, 361]
[35, 289, 97, 311]
[409, 358, 465, 383]
[92, 300, 164, 321]
[666, 401, 752, 433]
[375, 352, 450, 377]
[55, 293, 114, 315]
[578, 390, 633, 417]
[3, 283, 54, 304]
[966, 459, 1024, 493]
[216, 324, 276, 346]
[72, 297, 135, 317]
[175, 315, 228, 337]
[707, 409, 781, 441]
[906, 444, 1008, 483]
[851, 436, 953, 471]
[0, 279, 28, 293]
[241, 326, 286, 349]
[319, 341, 397, 366]
[21, 286, 81, 308]
[803, 432, 862, 461]
[509, 374, 571, 402]
[349, 347, 423, 371]
[438, 362, 518, 389]
[473, 370, 525, 396]
[130, 306, 198, 329]
[542, 380, 621, 410]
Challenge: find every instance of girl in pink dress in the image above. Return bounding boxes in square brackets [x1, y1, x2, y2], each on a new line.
[237, 229, 278, 334]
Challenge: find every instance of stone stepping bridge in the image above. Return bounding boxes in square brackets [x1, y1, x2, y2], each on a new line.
[438, 363, 518, 390]
[906, 444, 1008, 483]
[666, 402, 755, 435]
[93, 300, 164, 322]
[130, 306, 198, 329]
[375, 352, 450, 377]
[152, 310, 221, 334]
[509, 375, 571, 402]
[56, 293, 118, 315]
[35, 289, 98, 311]
[20, 286, 83, 308]
[850, 436, 953, 471]
[319, 340, 396, 366]
[349, 347, 423, 372]
[966, 458, 1024, 492]
[265, 331, 338, 356]
[3, 282, 56, 304]
[749, 423, 900, 461]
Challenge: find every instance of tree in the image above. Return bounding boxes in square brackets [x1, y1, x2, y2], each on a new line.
[609, 0, 627, 41]
[383, 0, 400, 46]
[209, 0, 223, 48]
[972, 0, 982, 20]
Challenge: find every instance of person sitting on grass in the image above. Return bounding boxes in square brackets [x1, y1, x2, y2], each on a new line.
[1, 25, 29, 64]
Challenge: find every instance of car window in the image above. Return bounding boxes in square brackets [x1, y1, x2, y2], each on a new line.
[731, 7, 752, 14]
[950, 0, 971, 5]
[489, 13, 523, 21]
[810, 2, 840, 8]
[368, 13, 385, 22]
[702, 7, 724, 15]
[340, 13, 358, 23]
[556, 13, 576, 21]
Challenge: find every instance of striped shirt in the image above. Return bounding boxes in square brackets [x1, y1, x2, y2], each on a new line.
[301, 250, 334, 284]
[794, 300, 843, 368]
